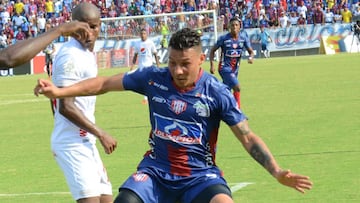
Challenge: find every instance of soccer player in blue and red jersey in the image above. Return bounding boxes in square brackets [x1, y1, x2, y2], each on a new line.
[35, 28, 312, 203]
[210, 17, 255, 109]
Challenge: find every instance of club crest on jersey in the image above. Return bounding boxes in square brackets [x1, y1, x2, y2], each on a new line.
[132, 172, 149, 182]
[193, 101, 210, 117]
[171, 100, 187, 114]
[232, 43, 238, 48]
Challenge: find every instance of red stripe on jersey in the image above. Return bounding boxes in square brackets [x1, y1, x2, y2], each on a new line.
[168, 145, 191, 176]
[208, 128, 219, 166]
[79, 129, 88, 137]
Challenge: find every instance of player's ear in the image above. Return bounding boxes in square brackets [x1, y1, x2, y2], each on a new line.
[199, 53, 206, 65]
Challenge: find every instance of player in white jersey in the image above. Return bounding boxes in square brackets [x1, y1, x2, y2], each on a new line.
[50, 3, 117, 203]
[131, 28, 160, 104]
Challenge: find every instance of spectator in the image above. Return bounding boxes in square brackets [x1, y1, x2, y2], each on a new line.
[289, 11, 299, 26]
[297, 1, 308, 20]
[37, 13, 47, 34]
[119, 0, 128, 16]
[15, 27, 26, 41]
[21, 18, 31, 38]
[12, 12, 25, 30]
[14, 0, 25, 15]
[0, 30, 7, 49]
[0, 5, 11, 25]
[341, 6, 353, 23]
[297, 13, 307, 27]
[324, 7, 335, 24]
[334, 9, 343, 23]
[313, 5, 325, 25]
[278, 12, 290, 28]
[45, 0, 55, 19]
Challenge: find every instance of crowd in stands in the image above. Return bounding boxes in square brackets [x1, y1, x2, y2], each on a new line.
[0, 0, 359, 49]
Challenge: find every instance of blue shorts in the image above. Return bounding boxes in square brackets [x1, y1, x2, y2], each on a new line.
[219, 71, 239, 89]
[119, 166, 229, 203]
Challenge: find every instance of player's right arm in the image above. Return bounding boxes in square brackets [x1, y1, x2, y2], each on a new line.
[0, 21, 90, 69]
[35, 73, 126, 98]
[229, 120, 313, 193]
[58, 96, 117, 154]
[209, 45, 219, 74]
[130, 53, 138, 70]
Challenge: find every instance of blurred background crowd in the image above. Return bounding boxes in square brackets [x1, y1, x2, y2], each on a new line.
[0, 0, 359, 48]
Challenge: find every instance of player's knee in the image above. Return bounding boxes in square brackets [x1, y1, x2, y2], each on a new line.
[191, 184, 232, 203]
[114, 189, 143, 203]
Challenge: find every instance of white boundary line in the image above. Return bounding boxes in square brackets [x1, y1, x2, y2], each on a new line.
[229, 182, 254, 193]
[0, 192, 70, 197]
[0, 98, 48, 106]
[0, 182, 254, 197]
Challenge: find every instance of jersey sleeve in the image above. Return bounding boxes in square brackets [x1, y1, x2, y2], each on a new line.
[215, 85, 247, 126]
[123, 66, 156, 95]
[214, 35, 225, 49]
[242, 31, 252, 50]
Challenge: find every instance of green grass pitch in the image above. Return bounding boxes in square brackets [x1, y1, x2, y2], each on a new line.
[0, 53, 359, 202]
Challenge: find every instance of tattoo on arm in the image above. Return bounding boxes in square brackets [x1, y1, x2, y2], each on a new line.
[250, 143, 275, 174]
[238, 122, 250, 136]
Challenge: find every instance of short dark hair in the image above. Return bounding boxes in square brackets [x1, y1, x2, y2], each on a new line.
[229, 17, 241, 24]
[169, 28, 202, 50]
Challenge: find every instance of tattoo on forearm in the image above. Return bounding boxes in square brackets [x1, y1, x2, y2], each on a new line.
[238, 122, 250, 136]
[250, 143, 275, 174]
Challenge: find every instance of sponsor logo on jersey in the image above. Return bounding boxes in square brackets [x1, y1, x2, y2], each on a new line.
[171, 100, 187, 114]
[152, 96, 166, 103]
[232, 43, 238, 48]
[193, 101, 210, 117]
[140, 47, 146, 53]
[148, 80, 169, 91]
[195, 93, 214, 102]
[225, 49, 242, 57]
[153, 113, 202, 145]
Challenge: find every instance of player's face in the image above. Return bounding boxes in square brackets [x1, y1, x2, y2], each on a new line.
[76, 16, 100, 51]
[230, 20, 241, 35]
[140, 31, 147, 41]
[168, 47, 205, 90]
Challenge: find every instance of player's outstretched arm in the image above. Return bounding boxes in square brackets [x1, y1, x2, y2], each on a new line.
[0, 21, 90, 69]
[34, 73, 126, 98]
[230, 121, 313, 193]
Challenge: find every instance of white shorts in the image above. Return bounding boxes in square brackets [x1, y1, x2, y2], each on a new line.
[52, 142, 112, 200]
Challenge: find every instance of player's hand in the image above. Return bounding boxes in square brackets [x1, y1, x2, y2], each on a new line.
[210, 63, 215, 74]
[98, 130, 117, 154]
[274, 169, 313, 193]
[59, 21, 91, 41]
[34, 78, 60, 98]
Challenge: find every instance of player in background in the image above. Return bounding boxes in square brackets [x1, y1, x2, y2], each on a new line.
[48, 3, 117, 203]
[258, 25, 273, 58]
[35, 28, 312, 203]
[0, 21, 90, 69]
[131, 28, 160, 104]
[43, 41, 56, 77]
[209, 17, 254, 109]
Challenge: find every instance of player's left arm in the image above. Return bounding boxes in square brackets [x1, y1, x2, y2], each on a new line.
[154, 52, 160, 67]
[246, 46, 255, 64]
[35, 73, 126, 98]
[229, 120, 313, 193]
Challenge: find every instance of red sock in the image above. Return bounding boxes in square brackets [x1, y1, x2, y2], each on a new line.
[233, 91, 241, 108]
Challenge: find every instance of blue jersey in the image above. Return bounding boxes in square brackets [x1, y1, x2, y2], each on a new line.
[123, 67, 247, 178]
[215, 31, 252, 73]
